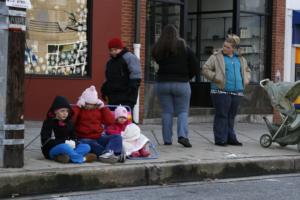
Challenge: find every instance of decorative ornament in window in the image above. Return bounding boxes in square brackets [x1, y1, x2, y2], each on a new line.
[25, 0, 90, 77]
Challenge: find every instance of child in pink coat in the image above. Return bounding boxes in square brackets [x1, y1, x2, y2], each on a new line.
[106, 105, 150, 157]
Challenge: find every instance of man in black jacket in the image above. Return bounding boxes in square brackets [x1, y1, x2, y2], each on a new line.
[101, 38, 141, 114]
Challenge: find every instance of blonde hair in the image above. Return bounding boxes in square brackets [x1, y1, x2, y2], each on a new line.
[225, 34, 240, 48]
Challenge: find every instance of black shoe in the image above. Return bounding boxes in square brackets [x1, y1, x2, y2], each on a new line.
[118, 153, 126, 163]
[228, 140, 243, 146]
[178, 137, 192, 148]
[164, 142, 172, 145]
[215, 142, 227, 147]
[54, 154, 70, 163]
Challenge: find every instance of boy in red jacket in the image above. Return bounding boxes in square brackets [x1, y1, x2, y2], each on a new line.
[72, 85, 124, 163]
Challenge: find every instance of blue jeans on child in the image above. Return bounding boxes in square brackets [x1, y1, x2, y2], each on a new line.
[155, 82, 191, 144]
[79, 134, 122, 157]
[211, 93, 241, 144]
[49, 143, 91, 163]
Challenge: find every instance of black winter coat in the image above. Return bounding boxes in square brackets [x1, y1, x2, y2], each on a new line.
[40, 96, 77, 159]
[156, 47, 199, 82]
[101, 48, 141, 109]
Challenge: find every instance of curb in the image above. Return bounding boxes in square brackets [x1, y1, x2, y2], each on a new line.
[143, 114, 273, 124]
[1, 156, 300, 198]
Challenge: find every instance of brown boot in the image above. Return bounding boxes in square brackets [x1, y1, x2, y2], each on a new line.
[84, 153, 97, 163]
[54, 154, 70, 163]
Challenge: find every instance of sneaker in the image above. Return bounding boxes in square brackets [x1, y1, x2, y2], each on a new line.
[178, 137, 192, 148]
[84, 153, 97, 163]
[98, 150, 118, 164]
[54, 154, 70, 163]
[139, 147, 150, 157]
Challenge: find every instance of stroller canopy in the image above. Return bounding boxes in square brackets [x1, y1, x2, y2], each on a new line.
[260, 79, 300, 119]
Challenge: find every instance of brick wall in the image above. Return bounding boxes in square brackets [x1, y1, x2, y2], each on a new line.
[272, 0, 286, 123]
[121, 0, 147, 123]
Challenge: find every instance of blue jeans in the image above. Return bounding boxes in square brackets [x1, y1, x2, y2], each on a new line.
[49, 143, 91, 164]
[79, 134, 123, 156]
[156, 82, 191, 143]
[211, 93, 241, 144]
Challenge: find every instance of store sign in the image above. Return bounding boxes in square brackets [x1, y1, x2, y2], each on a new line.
[6, 0, 32, 9]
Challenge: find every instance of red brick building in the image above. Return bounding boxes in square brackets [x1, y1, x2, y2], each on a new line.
[24, 0, 285, 122]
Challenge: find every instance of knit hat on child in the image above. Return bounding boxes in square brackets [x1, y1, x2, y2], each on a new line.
[47, 96, 72, 118]
[114, 105, 128, 119]
[122, 123, 149, 156]
[77, 85, 103, 107]
[108, 38, 124, 49]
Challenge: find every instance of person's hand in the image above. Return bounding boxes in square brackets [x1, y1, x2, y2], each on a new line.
[65, 140, 76, 149]
[101, 94, 109, 104]
[213, 77, 222, 85]
[244, 79, 250, 86]
[96, 99, 104, 108]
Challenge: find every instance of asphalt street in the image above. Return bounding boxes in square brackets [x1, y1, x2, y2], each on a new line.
[15, 173, 300, 200]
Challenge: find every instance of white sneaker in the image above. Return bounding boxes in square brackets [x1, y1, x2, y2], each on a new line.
[98, 150, 118, 163]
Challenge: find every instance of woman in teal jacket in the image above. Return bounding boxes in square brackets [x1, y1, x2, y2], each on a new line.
[202, 34, 251, 146]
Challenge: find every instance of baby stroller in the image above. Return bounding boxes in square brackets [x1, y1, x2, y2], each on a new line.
[259, 79, 300, 151]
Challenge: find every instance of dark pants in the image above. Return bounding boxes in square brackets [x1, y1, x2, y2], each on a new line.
[211, 93, 241, 144]
[79, 134, 123, 156]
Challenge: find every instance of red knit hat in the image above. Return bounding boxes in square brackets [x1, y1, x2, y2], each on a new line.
[108, 38, 124, 49]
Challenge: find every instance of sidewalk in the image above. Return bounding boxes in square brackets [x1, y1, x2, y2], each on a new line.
[1, 121, 300, 198]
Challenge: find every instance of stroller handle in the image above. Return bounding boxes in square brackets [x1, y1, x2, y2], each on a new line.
[260, 79, 270, 88]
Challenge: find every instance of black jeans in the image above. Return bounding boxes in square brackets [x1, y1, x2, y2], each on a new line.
[211, 93, 241, 144]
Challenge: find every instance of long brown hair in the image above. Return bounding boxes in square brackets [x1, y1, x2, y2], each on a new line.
[152, 24, 186, 61]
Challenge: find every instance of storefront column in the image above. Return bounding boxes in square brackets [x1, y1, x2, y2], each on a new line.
[272, 0, 286, 123]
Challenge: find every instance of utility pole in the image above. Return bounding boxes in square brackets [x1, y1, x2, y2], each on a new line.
[0, 0, 30, 168]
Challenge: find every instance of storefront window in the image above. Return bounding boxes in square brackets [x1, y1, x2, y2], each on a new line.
[200, 0, 233, 11]
[186, 0, 270, 84]
[240, 0, 265, 13]
[146, 1, 181, 81]
[146, 0, 270, 83]
[239, 14, 265, 83]
[188, 13, 233, 82]
[25, 0, 90, 77]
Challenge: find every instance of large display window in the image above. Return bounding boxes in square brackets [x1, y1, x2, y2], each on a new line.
[25, 0, 91, 77]
[145, 0, 183, 82]
[146, 0, 271, 84]
[186, 0, 270, 84]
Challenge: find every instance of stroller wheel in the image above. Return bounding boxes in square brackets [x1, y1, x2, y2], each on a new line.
[260, 134, 272, 148]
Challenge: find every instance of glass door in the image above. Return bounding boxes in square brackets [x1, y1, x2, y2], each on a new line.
[145, 0, 184, 82]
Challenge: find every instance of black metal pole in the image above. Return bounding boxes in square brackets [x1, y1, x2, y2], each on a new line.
[232, 0, 240, 36]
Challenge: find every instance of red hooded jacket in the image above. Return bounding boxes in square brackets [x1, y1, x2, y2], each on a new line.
[72, 106, 114, 139]
[106, 120, 131, 135]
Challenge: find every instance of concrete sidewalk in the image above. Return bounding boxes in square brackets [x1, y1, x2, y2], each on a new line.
[1, 121, 300, 198]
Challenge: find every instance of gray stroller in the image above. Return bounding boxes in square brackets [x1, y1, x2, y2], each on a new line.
[259, 79, 300, 151]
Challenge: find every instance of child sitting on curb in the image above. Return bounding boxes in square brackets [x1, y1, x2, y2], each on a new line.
[40, 96, 97, 164]
[106, 105, 150, 157]
[72, 86, 125, 163]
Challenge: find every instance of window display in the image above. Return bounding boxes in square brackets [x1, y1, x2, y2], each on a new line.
[145, 1, 181, 81]
[186, 0, 269, 84]
[25, 0, 90, 77]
